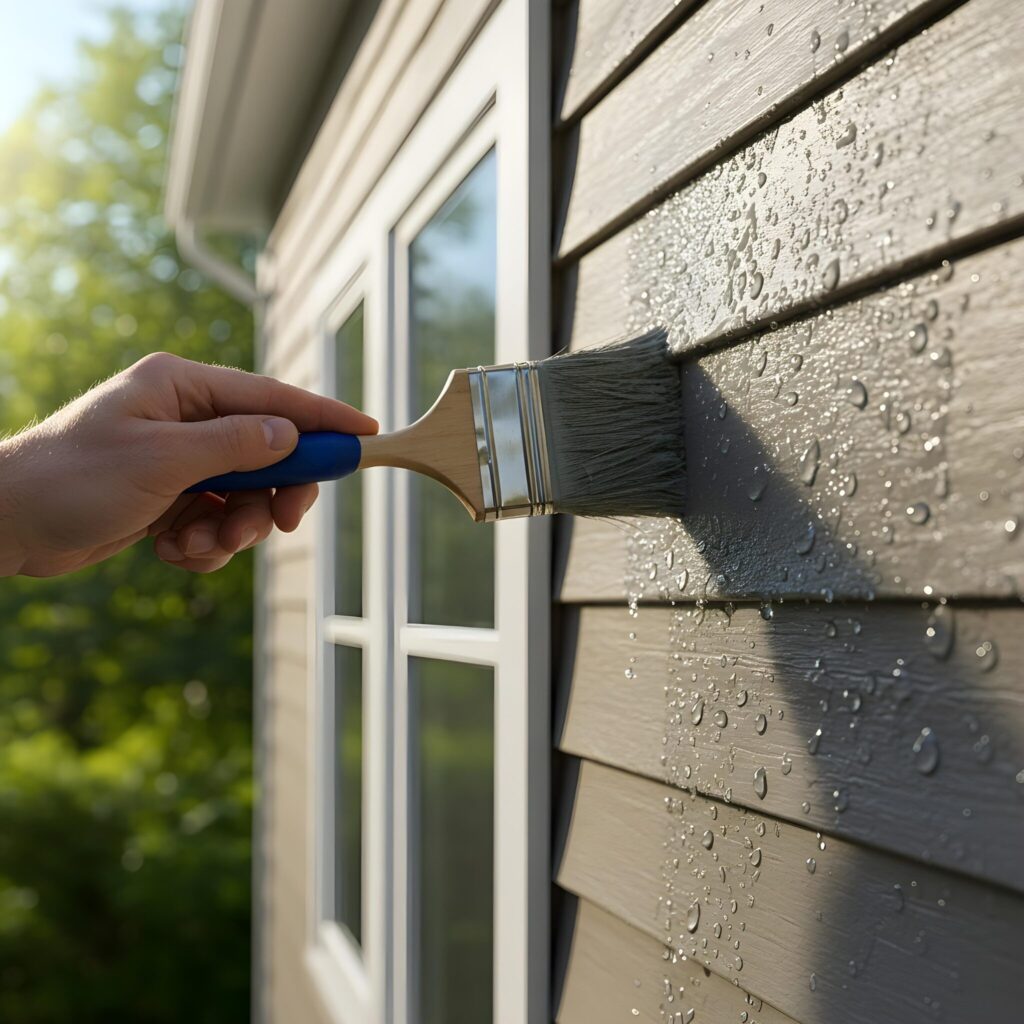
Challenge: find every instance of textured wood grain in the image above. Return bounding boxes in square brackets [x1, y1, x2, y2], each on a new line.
[558, 603, 1024, 893]
[561, 0, 1024, 354]
[556, 0, 702, 123]
[557, 898, 798, 1024]
[558, 237, 1024, 602]
[557, 0, 956, 257]
[557, 759, 1024, 1024]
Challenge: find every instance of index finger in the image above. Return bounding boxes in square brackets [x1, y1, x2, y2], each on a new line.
[172, 358, 379, 435]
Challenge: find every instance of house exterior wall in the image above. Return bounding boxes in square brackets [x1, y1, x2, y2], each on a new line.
[254, 1, 501, 1021]
[551, 0, 1024, 1021]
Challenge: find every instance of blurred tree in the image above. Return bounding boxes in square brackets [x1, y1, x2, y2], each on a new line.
[0, 6, 254, 1022]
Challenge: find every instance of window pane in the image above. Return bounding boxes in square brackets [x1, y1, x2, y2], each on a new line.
[333, 644, 363, 945]
[410, 658, 493, 1024]
[334, 304, 364, 617]
[408, 151, 496, 626]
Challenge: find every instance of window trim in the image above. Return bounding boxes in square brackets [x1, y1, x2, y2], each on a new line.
[308, 270, 376, 1021]
[305, 0, 550, 1020]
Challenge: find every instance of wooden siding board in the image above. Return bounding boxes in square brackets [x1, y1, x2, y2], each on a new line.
[557, 898, 798, 1024]
[557, 759, 1024, 1024]
[562, 0, 1024, 355]
[555, 0, 703, 124]
[558, 237, 1024, 603]
[558, 0, 959, 258]
[558, 603, 1024, 894]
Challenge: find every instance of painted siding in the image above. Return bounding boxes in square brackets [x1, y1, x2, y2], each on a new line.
[552, 0, 1024, 1020]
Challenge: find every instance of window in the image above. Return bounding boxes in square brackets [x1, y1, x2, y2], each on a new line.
[307, 3, 549, 1021]
[408, 151, 497, 627]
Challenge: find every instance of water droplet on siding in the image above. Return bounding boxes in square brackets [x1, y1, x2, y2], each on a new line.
[835, 122, 857, 149]
[795, 523, 816, 555]
[686, 901, 701, 933]
[832, 788, 849, 812]
[924, 607, 954, 659]
[624, 668, 636, 680]
[759, 602, 774, 621]
[835, 28, 849, 51]
[782, 391, 799, 406]
[747, 475, 769, 502]
[846, 379, 868, 408]
[750, 848, 762, 867]
[823, 259, 841, 291]
[736, 689, 749, 707]
[810, 29, 821, 52]
[752, 348, 768, 376]
[713, 709, 729, 728]
[909, 323, 928, 353]
[799, 440, 820, 486]
[809, 972, 818, 991]
[781, 752, 793, 775]
[691, 699, 705, 725]
[906, 502, 930, 525]
[808, 729, 822, 754]
[913, 727, 940, 775]
[754, 713, 768, 735]
[975, 640, 998, 672]
[702, 829, 714, 850]
[753, 767, 768, 799]
[806, 857, 816, 874]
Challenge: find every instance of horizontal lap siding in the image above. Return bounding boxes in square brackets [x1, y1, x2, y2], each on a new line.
[551, 0, 1024, 1019]
[558, 237, 1024, 603]
[557, 0, 959, 259]
[561, 0, 1024, 355]
[557, 760, 1024, 1024]
[557, 603, 1024, 894]
[557, 898, 798, 1024]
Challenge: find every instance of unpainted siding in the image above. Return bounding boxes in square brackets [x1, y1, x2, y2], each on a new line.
[551, 0, 1024, 1020]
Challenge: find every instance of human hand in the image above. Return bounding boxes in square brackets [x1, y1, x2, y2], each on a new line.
[0, 352, 378, 576]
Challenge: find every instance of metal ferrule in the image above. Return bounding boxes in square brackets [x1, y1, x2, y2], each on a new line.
[468, 362, 554, 522]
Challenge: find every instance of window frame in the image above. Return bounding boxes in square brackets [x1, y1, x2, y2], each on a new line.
[305, 0, 549, 1020]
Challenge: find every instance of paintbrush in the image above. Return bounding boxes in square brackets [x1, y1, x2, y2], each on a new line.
[186, 329, 685, 520]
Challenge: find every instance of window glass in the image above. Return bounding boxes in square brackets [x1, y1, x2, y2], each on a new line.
[333, 644, 363, 945]
[410, 657, 494, 1023]
[334, 304, 364, 617]
[408, 150, 496, 627]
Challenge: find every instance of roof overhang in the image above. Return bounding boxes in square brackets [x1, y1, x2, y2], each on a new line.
[165, 0, 353, 237]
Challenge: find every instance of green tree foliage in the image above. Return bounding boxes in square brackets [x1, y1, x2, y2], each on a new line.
[0, 8, 253, 1021]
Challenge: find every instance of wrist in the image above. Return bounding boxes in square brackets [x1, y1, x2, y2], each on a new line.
[0, 436, 33, 577]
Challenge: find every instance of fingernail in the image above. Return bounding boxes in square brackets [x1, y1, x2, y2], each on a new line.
[184, 528, 216, 556]
[262, 417, 296, 451]
[239, 527, 259, 550]
[156, 535, 185, 562]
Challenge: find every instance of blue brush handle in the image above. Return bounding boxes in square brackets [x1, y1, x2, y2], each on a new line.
[186, 432, 363, 493]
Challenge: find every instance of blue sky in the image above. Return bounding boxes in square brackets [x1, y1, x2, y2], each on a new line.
[0, 0, 175, 134]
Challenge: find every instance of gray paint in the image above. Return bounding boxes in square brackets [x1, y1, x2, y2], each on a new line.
[559, 237, 1024, 602]
[557, 760, 1024, 1024]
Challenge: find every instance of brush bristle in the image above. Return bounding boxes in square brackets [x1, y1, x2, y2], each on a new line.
[537, 329, 685, 518]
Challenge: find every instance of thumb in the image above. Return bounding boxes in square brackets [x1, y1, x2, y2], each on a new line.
[169, 415, 299, 483]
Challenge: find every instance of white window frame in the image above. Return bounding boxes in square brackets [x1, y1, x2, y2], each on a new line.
[304, 0, 550, 1021]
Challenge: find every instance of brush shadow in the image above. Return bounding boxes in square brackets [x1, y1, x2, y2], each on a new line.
[552, 358, 1023, 1020]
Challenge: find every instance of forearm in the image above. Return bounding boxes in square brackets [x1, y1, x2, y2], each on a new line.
[0, 436, 31, 577]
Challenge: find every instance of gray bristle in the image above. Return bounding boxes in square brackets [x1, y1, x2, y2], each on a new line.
[537, 329, 685, 518]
